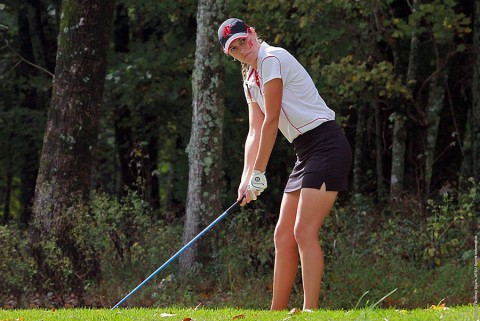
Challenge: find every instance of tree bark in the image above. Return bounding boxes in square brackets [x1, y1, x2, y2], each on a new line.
[390, 0, 419, 201]
[425, 72, 447, 195]
[2, 172, 12, 224]
[18, 0, 55, 227]
[473, 0, 480, 180]
[390, 112, 406, 200]
[112, 3, 136, 194]
[352, 104, 366, 192]
[374, 93, 385, 200]
[30, 0, 114, 291]
[179, 0, 226, 274]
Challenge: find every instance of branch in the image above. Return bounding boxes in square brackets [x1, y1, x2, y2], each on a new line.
[0, 34, 54, 78]
[446, 80, 464, 156]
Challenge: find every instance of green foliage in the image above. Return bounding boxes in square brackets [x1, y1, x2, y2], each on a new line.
[392, 0, 471, 45]
[423, 177, 477, 266]
[0, 107, 45, 171]
[88, 191, 183, 281]
[0, 225, 35, 294]
[320, 56, 410, 108]
[96, 0, 196, 201]
[0, 185, 476, 308]
[34, 237, 76, 293]
[322, 179, 478, 271]
[214, 206, 274, 285]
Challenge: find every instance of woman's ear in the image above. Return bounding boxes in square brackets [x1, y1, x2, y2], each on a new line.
[248, 27, 257, 37]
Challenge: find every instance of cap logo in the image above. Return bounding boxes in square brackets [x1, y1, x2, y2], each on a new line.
[223, 25, 232, 38]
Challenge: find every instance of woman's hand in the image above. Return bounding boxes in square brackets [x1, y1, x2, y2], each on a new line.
[249, 170, 267, 197]
[238, 182, 257, 206]
[237, 170, 267, 206]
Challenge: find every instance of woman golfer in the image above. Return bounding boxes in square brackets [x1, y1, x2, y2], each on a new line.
[218, 18, 352, 310]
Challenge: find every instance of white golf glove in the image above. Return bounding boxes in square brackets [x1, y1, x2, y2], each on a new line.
[248, 170, 267, 200]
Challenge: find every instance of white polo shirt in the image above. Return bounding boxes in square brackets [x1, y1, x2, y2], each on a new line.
[243, 42, 335, 143]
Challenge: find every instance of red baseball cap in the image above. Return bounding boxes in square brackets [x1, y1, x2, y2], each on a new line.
[218, 18, 250, 54]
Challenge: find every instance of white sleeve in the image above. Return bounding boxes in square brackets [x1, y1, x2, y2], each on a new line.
[261, 56, 282, 84]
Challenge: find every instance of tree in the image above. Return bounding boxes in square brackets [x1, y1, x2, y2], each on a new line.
[473, 0, 480, 179]
[30, 0, 115, 291]
[17, 0, 57, 226]
[179, 0, 226, 274]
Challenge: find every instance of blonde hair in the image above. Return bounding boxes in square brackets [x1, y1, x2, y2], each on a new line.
[241, 62, 249, 81]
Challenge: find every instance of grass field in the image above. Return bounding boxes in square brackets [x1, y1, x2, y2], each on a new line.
[0, 306, 477, 321]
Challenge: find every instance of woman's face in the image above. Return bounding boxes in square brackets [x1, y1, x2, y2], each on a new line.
[227, 29, 260, 67]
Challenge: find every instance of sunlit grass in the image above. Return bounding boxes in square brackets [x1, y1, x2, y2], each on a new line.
[0, 305, 476, 321]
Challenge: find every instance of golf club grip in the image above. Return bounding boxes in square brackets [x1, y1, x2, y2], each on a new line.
[111, 198, 242, 309]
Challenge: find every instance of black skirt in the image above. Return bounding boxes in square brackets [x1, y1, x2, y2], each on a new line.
[284, 120, 352, 192]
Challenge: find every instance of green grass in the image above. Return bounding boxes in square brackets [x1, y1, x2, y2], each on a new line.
[0, 306, 477, 321]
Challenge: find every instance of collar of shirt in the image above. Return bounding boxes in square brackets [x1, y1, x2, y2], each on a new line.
[246, 42, 269, 93]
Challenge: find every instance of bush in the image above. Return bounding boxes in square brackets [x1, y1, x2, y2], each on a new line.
[0, 179, 477, 309]
[0, 225, 36, 295]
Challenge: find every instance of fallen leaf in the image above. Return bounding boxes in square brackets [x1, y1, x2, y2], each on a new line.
[430, 304, 447, 311]
[289, 308, 301, 315]
[52, 308, 57, 313]
[182, 318, 192, 321]
[233, 314, 246, 319]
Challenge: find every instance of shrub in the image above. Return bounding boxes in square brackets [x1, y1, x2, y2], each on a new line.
[0, 225, 35, 295]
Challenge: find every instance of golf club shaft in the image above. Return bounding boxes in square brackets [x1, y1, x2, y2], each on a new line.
[111, 199, 242, 310]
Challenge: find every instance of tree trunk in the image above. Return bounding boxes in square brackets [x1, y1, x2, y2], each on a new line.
[390, 112, 406, 200]
[30, 0, 114, 291]
[374, 93, 385, 200]
[18, 0, 54, 227]
[179, 0, 226, 274]
[388, 62, 405, 201]
[424, 72, 447, 195]
[146, 134, 160, 210]
[113, 106, 136, 192]
[390, 0, 419, 202]
[112, 3, 136, 194]
[473, 0, 480, 180]
[2, 172, 12, 224]
[352, 104, 366, 192]
[26, 0, 58, 72]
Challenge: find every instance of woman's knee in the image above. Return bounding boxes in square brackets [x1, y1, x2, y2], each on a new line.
[293, 222, 319, 249]
[274, 224, 297, 251]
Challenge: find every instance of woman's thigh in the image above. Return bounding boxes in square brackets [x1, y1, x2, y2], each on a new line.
[295, 185, 338, 239]
[274, 190, 300, 244]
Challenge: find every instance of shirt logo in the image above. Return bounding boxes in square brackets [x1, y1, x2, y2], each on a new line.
[223, 25, 232, 38]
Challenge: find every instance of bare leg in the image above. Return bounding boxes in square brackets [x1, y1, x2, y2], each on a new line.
[270, 190, 300, 310]
[295, 184, 337, 310]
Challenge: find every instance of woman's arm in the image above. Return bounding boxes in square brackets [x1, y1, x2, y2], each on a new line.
[254, 78, 283, 172]
[238, 101, 264, 203]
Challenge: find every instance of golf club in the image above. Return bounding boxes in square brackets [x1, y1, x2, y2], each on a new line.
[111, 198, 243, 310]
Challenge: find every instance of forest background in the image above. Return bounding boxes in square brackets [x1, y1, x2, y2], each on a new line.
[0, 0, 478, 310]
